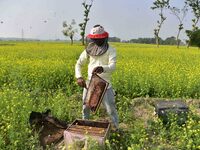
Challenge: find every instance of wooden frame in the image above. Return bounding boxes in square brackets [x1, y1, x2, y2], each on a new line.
[84, 74, 109, 113]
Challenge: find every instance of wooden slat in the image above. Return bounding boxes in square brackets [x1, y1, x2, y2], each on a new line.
[71, 125, 105, 131]
[67, 128, 105, 137]
[67, 125, 106, 136]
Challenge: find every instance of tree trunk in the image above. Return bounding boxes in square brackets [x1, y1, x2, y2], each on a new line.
[81, 36, 85, 45]
[70, 36, 73, 45]
[156, 36, 159, 48]
[176, 29, 181, 49]
[187, 41, 190, 48]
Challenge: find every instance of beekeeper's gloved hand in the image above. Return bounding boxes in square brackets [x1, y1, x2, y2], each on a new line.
[92, 66, 104, 74]
[77, 77, 86, 88]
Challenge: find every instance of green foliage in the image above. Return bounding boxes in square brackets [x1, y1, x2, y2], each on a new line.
[0, 42, 200, 149]
[129, 36, 183, 45]
[164, 36, 177, 45]
[190, 29, 200, 48]
[151, 0, 170, 10]
[185, 0, 200, 46]
[109, 37, 121, 42]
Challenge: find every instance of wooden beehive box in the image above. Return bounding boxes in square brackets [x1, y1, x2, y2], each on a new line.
[64, 119, 110, 149]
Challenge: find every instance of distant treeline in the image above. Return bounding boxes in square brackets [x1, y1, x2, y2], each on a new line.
[109, 36, 185, 45]
[108, 37, 121, 42]
[0, 36, 184, 46]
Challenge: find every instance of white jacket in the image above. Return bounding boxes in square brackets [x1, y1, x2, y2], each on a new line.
[75, 46, 116, 88]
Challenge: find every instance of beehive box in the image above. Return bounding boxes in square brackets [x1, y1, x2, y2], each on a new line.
[155, 100, 189, 125]
[64, 119, 110, 149]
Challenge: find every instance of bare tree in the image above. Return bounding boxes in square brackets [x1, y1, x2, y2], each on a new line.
[169, 4, 188, 48]
[79, 0, 94, 45]
[151, 0, 170, 47]
[62, 19, 78, 45]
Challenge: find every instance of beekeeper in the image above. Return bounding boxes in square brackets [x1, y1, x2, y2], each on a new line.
[75, 24, 119, 129]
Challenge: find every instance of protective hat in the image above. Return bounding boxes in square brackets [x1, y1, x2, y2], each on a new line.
[87, 25, 109, 39]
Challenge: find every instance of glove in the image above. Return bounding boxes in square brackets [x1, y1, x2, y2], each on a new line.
[77, 77, 86, 88]
[92, 66, 104, 74]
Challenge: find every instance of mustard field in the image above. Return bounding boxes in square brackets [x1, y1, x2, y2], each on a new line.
[0, 41, 200, 149]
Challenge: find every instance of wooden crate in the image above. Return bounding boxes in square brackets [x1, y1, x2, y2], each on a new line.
[64, 119, 110, 148]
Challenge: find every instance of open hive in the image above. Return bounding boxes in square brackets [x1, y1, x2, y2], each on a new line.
[64, 119, 111, 148]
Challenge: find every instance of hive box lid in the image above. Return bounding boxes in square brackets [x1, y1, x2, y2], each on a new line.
[155, 100, 188, 110]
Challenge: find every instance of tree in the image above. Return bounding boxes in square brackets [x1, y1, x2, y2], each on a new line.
[109, 37, 121, 42]
[185, 0, 200, 47]
[151, 0, 170, 47]
[169, 4, 188, 48]
[62, 19, 78, 45]
[190, 29, 200, 48]
[130, 38, 156, 44]
[129, 36, 182, 45]
[163, 36, 177, 45]
[79, 0, 94, 45]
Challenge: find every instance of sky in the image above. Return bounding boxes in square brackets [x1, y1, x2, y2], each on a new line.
[0, 0, 198, 41]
